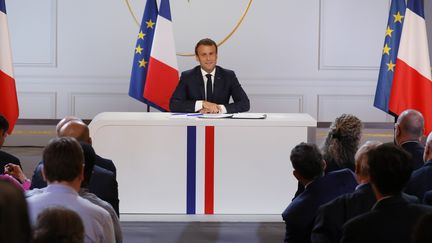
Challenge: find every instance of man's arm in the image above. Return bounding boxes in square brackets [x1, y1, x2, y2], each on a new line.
[224, 73, 249, 113]
[170, 73, 198, 113]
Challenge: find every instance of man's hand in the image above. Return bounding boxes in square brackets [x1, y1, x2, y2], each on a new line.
[4, 163, 27, 183]
[202, 101, 221, 114]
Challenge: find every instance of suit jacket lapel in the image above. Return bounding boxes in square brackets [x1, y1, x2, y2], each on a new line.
[194, 66, 205, 100]
[213, 66, 224, 101]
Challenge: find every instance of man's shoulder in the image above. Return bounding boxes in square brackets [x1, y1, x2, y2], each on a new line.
[215, 66, 235, 76]
[95, 154, 116, 173]
[0, 150, 20, 163]
[181, 66, 201, 76]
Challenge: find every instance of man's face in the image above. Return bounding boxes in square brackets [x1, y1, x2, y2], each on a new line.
[0, 130, 7, 148]
[196, 44, 217, 73]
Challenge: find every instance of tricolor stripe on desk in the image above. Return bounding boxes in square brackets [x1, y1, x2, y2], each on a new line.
[187, 126, 215, 214]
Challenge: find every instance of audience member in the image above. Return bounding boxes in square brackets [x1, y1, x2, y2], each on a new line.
[321, 114, 362, 172]
[0, 180, 32, 243]
[312, 141, 418, 243]
[294, 114, 362, 198]
[30, 118, 119, 215]
[394, 109, 425, 170]
[341, 143, 432, 243]
[405, 131, 432, 201]
[78, 142, 123, 243]
[411, 213, 432, 243]
[311, 141, 381, 243]
[26, 137, 115, 243]
[282, 143, 357, 243]
[33, 206, 84, 243]
[0, 114, 21, 174]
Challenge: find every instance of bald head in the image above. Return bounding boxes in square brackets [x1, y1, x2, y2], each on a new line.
[354, 141, 382, 183]
[395, 109, 424, 144]
[58, 120, 91, 144]
[56, 116, 83, 136]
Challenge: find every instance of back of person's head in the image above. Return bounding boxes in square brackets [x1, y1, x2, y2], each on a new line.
[290, 142, 324, 181]
[195, 38, 218, 55]
[367, 143, 413, 196]
[59, 120, 91, 143]
[56, 116, 82, 135]
[0, 114, 9, 134]
[80, 142, 96, 188]
[0, 115, 9, 148]
[412, 213, 432, 243]
[33, 206, 84, 243]
[354, 141, 382, 180]
[396, 109, 424, 141]
[43, 137, 84, 183]
[322, 114, 363, 169]
[0, 180, 32, 243]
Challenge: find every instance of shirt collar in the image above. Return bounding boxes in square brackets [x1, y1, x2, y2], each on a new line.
[201, 68, 216, 78]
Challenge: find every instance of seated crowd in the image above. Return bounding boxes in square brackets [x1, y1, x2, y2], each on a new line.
[1, 109, 432, 243]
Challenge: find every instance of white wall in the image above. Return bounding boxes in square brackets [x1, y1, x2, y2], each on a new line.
[7, 0, 426, 122]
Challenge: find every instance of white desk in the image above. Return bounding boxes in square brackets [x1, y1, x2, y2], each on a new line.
[89, 112, 316, 215]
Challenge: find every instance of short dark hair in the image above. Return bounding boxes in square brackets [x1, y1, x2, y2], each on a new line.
[290, 142, 324, 180]
[0, 114, 9, 135]
[195, 38, 218, 56]
[43, 137, 84, 182]
[367, 143, 413, 196]
[33, 206, 84, 243]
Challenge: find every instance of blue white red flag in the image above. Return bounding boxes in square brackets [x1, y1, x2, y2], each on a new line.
[388, 0, 432, 134]
[144, 0, 179, 111]
[0, 0, 19, 134]
[128, 0, 158, 105]
[374, 0, 406, 114]
[128, 0, 179, 111]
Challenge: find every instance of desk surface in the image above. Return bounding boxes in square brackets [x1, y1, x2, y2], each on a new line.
[90, 112, 317, 128]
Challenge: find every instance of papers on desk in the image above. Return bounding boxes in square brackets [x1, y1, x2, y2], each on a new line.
[199, 114, 233, 119]
[198, 113, 267, 119]
[171, 113, 267, 119]
[231, 113, 267, 119]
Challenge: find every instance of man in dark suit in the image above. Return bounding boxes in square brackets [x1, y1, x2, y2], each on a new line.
[170, 38, 250, 114]
[312, 141, 418, 243]
[282, 143, 357, 243]
[394, 109, 425, 170]
[0, 114, 21, 174]
[341, 143, 432, 243]
[405, 131, 432, 201]
[30, 118, 119, 215]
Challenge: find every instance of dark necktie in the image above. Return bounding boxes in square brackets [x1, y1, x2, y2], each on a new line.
[206, 74, 213, 102]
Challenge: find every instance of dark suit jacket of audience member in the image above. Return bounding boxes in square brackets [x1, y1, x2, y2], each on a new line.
[312, 184, 418, 243]
[401, 141, 425, 170]
[169, 66, 250, 113]
[341, 195, 432, 243]
[294, 160, 355, 199]
[424, 190, 432, 205]
[95, 154, 116, 177]
[282, 169, 358, 243]
[30, 161, 120, 216]
[405, 160, 432, 201]
[0, 150, 21, 174]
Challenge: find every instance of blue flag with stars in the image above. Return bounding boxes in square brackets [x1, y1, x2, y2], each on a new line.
[374, 0, 406, 113]
[129, 0, 158, 104]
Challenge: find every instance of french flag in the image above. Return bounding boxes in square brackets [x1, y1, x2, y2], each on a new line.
[144, 0, 179, 111]
[389, 0, 432, 133]
[0, 0, 19, 134]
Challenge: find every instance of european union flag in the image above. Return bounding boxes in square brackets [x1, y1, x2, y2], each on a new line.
[128, 0, 158, 104]
[373, 0, 406, 113]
